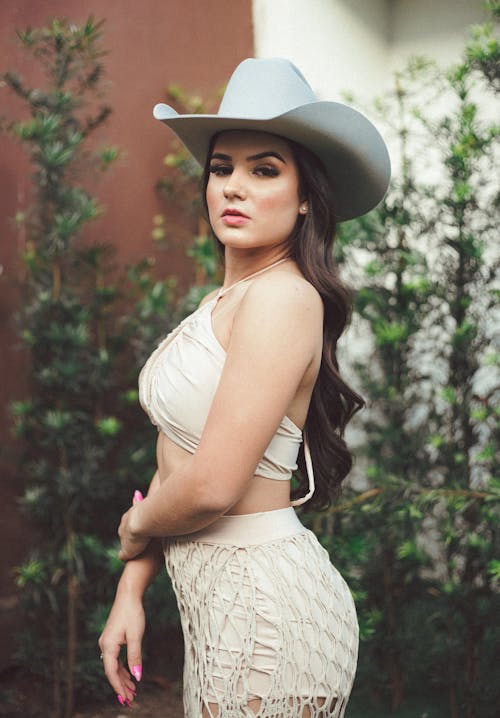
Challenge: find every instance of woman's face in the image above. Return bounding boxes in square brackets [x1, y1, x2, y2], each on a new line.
[206, 130, 303, 254]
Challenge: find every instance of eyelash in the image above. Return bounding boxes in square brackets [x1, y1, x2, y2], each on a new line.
[208, 164, 280, 178]
[209, 164, 231, 177]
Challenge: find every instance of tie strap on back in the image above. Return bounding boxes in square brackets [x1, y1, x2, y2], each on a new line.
[290, 435, 315, 507]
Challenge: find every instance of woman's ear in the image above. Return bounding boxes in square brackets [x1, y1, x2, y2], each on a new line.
[299, 201, 308, 215]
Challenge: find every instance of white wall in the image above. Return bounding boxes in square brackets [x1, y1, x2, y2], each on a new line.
[388, 0, 488, 75]
[252, 0, 488, 102]
[252, 0, 390, 105]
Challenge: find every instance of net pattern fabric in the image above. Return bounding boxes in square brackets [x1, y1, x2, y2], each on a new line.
[164, 529, 358, 718]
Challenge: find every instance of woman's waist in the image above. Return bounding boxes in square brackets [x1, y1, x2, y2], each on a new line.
[155, 416, 300, 483]
[157, 432, 293, 509]
[156, 430, 192, 474]
[174, 506, 307, 547]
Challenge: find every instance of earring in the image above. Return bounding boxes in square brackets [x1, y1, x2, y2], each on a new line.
[299, 204, 308, 214]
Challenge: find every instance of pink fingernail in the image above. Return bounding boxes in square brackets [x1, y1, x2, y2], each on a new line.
[125, 698, 132, 707]
[133, 664, 142, 681]
[117, 694, 125, 705]
[133, 490, 144, 502]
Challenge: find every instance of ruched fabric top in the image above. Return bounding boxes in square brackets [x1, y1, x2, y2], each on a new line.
[138, 260, 315, 506]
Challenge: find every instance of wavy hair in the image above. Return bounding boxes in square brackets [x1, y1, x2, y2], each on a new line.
[201, 135, 365, 509]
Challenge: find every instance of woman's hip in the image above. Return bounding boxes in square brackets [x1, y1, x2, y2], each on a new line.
[163, 507, 358, 636]
[163, 508, 358, 709]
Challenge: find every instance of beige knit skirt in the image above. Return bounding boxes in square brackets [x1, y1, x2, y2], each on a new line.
[163, 507, 358, 718]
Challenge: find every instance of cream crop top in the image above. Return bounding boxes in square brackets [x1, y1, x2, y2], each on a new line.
[138, 259, 315, 506]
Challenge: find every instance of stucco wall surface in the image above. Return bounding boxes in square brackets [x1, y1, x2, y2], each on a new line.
[253, 0, 390, 103]
[253, 0, 488, 102]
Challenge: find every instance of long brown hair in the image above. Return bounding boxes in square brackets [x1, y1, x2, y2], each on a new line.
[201, 135, 365, 509]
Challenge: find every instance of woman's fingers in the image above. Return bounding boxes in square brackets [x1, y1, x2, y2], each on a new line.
[98, 594, 146, 706]
[118, 501, 150, 561]
[127, 635, 143, 682]
[99, 640, 127, 703]
[118, 535, 149, 562]
[117, 663, 137, 701]
[126, 606, 145, 683]
[99, 642, 137, 705]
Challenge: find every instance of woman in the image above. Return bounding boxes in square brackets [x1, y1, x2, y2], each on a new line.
[99, 58, 390, 717]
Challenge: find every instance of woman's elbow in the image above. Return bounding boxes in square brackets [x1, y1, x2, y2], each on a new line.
[190, 462, 246, 516]
[194, 482, 235, 516]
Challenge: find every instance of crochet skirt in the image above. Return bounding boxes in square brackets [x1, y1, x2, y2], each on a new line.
[163, 507, 358, 718]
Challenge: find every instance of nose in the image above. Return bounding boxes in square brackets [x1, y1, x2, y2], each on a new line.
[223, 170, 247, 200]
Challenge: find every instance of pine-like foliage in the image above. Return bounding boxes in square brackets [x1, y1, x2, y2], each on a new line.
[3, 19, 178, 716]
[324, 10, 500, 717]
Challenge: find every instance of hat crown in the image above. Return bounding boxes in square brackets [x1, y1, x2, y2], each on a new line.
[218, 58, 318, 120]
[153, 57, 391, 220]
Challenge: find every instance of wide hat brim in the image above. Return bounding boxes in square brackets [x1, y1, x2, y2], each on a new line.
[153, 60, 390, 221]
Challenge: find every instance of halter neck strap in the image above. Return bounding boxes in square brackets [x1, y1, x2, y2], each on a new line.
[216, 257, 288, 299]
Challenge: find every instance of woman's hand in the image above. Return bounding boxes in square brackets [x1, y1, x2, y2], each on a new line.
[118, 490, 149, 561]
[98, 591, 145, 707]
[99, 480, 164, 705]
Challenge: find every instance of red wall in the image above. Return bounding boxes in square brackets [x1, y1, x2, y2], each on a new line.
[0, 0, 253, 668]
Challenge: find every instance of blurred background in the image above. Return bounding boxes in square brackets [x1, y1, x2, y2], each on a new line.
[0, 1, 498, 717]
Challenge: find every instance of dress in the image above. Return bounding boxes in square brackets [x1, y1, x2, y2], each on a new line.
[138, 260, 359, 717]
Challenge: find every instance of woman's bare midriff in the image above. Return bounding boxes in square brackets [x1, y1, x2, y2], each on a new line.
[156, 431, 292, 515]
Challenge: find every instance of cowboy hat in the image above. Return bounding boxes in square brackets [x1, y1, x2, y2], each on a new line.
[153, 57, 390, 221]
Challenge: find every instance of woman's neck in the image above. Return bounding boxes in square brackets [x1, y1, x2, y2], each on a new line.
[221, 249, 290, 289]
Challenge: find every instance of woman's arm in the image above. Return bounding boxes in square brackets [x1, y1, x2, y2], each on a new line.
[99, 472, 164, 704]
[120, 275, 323, 551]
[117, 470, 165, 590]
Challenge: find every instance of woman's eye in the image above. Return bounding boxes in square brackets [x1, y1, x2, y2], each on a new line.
[254, 165, 279, 177]
[209, 164, 232, 177]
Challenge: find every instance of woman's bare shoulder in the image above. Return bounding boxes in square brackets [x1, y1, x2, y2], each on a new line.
[241, 270, 323, 320]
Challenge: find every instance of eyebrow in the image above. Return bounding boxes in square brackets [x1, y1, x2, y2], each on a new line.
[210, 151, 287, 163]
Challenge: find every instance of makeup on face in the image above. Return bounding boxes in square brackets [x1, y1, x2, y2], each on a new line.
[206, 131, 301, 253]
